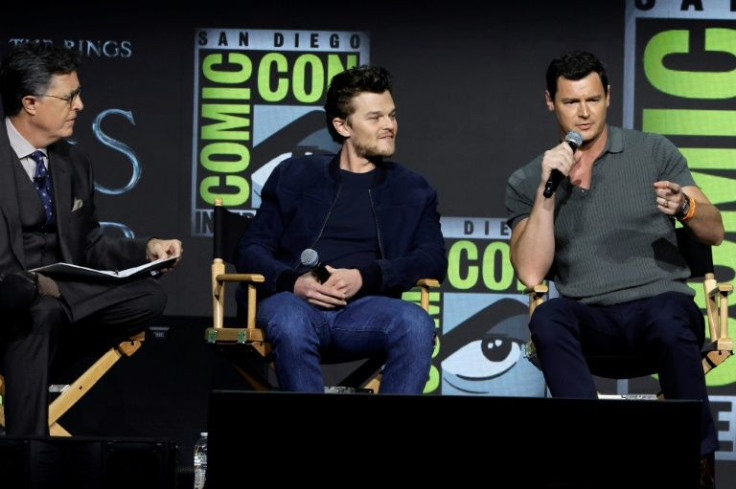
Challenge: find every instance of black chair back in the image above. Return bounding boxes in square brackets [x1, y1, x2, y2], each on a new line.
[213, 205, 253, 265]
[676, 226, 714, 279]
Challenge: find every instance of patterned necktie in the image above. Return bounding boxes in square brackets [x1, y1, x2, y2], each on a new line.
[30, 150, 53, 224]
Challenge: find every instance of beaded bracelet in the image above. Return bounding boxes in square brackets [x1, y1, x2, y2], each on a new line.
[678, 194, 696, 222]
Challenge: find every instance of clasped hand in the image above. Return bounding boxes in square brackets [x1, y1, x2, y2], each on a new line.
[294, 266, 363, 309]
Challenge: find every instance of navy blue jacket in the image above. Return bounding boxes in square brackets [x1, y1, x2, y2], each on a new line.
[236, 153, 446, 299]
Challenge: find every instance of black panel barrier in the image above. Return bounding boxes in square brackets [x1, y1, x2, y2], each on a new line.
[0, 436, 177, 489]
[207, 390, 701, 488]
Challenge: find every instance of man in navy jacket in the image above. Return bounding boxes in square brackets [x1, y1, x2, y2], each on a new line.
[237, 65, 446, 393]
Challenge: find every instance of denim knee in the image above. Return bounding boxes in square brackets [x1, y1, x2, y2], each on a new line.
[257, 292, 318, 346]
[391, 302, 436, 348]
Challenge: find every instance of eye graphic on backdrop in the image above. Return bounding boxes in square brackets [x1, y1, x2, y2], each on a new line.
[439, 299, 547, 396]
[443, 333, 524, 381]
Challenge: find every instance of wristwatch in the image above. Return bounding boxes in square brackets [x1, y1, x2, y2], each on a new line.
[675, 193, 690, 221]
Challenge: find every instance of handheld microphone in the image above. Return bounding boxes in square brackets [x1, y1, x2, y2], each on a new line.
[543, 130, 583, 198]
[300, 248, 331, 283]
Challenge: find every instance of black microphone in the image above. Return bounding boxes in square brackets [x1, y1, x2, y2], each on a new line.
[300, 248, 330, 283]
[543, 130, 583, 198]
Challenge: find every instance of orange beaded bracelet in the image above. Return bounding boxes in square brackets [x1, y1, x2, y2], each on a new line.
[677, 194, 696, 222]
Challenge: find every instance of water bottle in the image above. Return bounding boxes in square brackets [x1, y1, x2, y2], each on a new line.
[193, 432, 208, 489]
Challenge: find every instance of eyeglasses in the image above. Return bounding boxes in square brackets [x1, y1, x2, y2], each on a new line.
[38, 87, 82, 106]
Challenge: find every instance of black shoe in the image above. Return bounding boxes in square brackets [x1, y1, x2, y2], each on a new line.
[700, 452, 715, 489]
[0, 270, 38, 316]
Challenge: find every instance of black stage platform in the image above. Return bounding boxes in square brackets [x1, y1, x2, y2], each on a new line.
[0, 436, 177, 489]
[207, 391, 702, 489]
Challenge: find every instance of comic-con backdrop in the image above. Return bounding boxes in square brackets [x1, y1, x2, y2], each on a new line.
[2, 0, 735, 477]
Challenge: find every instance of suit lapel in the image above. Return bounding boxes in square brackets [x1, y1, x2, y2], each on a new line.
[50, 148, 73, 261]
[0, 130, 26, 266]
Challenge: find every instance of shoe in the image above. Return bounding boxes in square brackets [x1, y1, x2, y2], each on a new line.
[700, 452, 715, 489]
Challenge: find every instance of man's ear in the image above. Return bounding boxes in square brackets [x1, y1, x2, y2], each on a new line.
[333, 117, 350, 138]
[21, 95, 39, 115]
[544, 90, 554, 112]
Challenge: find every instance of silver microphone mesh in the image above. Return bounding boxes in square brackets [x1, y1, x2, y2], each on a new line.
[300, 248, 319, 267]
[565, 131, 583, 150]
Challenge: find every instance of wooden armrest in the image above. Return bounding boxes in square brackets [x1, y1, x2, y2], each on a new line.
[216, 273, 266, 284]
[415, 278, 440, 312]
[417, 278, 440, 288]
[718, 283, 734, 293]
[211, 256, 265, 331]
[523, 284, 549, 295]
[523, 283, 548, 316]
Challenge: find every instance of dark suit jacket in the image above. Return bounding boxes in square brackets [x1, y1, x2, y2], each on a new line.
[0, 125, 149, 288]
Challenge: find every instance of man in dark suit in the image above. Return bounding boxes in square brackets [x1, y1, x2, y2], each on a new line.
[0, 42, 182, 436]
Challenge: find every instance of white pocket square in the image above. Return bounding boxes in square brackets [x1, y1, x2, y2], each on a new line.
[72, 198, 84, 212]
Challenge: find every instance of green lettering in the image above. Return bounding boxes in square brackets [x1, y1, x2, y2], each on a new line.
[643, 28, 736, 99]
[424, 365, 439, 394]
[681, 148, 736, 171]
[481, 241, 514, 291]
[687, 171, 736, 208]
[202, 87, 252, 100]
[292, 54, 324, 103]
[200, 142, 250, 173]
[643, 109, 736, 136]
[200, 104, 251, 141]
[326, 53, 360, 88]
[258, 53, 288, 102]
[200, 175, 249, 206]
[448, 241, 478, 290]
[202, 53, 252, 84]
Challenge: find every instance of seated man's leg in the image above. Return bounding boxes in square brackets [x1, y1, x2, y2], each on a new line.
[638, 291, 718, 456]
[1, 277, 164, 436]
[530, 297, 622, 398]
[256, 292, 324, 392]
[58, 277, 166, 334]
[2, 296, 70, 436]
[332, 296, 436, 394]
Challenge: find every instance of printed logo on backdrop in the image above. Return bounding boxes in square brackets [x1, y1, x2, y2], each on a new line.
[433, 217, 546, 397]
[7, 38, 133, 58]
[625, 0, 736, 459]
[191, 29, 369, 236]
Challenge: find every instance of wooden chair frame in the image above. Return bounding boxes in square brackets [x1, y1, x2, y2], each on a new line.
[0, 332, 145, 436]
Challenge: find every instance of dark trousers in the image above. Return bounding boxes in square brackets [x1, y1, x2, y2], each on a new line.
[1, 277, 166, 436]
[529, 291, 718, 456]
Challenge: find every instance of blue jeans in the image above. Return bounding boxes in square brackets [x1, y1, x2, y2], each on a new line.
[256, 292, 435, 394]
[529, 292, 717, 456]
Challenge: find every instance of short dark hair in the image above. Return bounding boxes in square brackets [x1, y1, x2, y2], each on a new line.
[0, 41, 81, 116]
[323, 65, 392, 143]
[545, 50, 608, 100]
